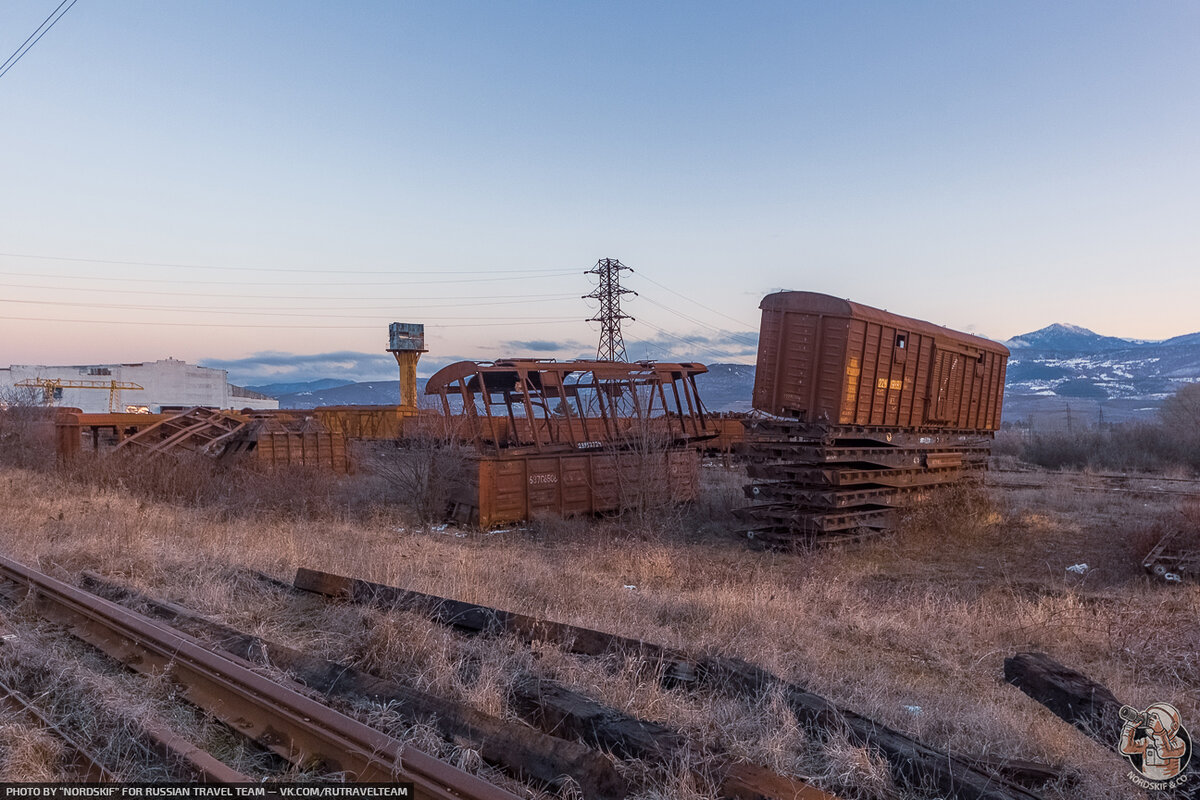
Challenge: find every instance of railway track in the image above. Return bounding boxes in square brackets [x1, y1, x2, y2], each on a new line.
[988, 469, 1200, 497]
[0, 674, 117, 781]
[290, 568, 1054, 800]
[0, 556, 1062, 799]
[81, 571, 835, 800]
[0, 554, 516, 799]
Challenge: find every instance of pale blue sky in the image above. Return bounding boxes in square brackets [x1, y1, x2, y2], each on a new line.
[2, 1, 1197, 383]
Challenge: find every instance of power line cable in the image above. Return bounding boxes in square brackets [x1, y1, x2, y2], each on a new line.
[0, 0, 79, 80]
[630, 319, 754, 363]
[0, 281, 578, 304]
[0, 294, 581, 315]
[0, 251, 573, 275]
[0, 0, 69, 72]
[0, 269, 578, 287]
[636, 290, 759, 347]
[0, 314, 579, 330]
[629, 270, 757, 330]
[633, 324, 733, 361]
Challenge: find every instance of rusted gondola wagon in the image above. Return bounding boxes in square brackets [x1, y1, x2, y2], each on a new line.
[740, 291, 1008, 545]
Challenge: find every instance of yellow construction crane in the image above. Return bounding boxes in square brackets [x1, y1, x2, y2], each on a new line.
[15, 378, 145, 413]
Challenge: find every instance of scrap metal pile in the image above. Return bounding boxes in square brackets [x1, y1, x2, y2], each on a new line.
[113, 406, 258, 460]
[739, 291, 1009, 545]
[423, 358, 716, 526]
[57, 407, 349, 473]
[1142, 531, 1199, 583]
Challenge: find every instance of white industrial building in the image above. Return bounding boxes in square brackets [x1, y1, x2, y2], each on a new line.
[0, 358, 278, 414]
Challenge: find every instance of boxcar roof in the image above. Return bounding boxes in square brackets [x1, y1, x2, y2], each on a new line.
[761, 291, 1010, 356]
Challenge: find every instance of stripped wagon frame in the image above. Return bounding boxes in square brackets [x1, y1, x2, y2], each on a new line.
[422, 359, 717, 527]
[424, 359, 715, 454]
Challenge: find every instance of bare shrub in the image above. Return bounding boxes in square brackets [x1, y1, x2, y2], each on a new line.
[1159, 382, 1200, 431]
[896, 482, 993, 546]
[0, 387, 56, 470]
[600, 402, 710, 537]
[1007, 386, 1200, 474]
[990, 429, 1026, 458]
[359, 435, 472, 522]
[1019, 432, 1091, 471]
[1021, 423, 1188, 474]
[63, 450, 354, 520]
[1159, 383, 1200, 468]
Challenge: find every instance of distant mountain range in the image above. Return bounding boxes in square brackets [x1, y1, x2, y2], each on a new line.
[1001, 323, 1200, 428]
[255, 368, 758, 412]
[256, 379, 418, 409]
[251, 325, 1200, 430]
[244, 378, 355, 396]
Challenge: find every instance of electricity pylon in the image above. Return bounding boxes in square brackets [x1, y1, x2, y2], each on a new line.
[584, 258, 636, 362]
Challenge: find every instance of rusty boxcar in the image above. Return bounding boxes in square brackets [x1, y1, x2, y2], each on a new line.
[741, 291, 1009, 546]
[753, 291, 1007, 430]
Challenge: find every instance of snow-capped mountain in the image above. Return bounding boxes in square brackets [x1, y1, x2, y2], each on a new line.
[1004, 323, 1138, 352]
[1003, 324, 1200, 426]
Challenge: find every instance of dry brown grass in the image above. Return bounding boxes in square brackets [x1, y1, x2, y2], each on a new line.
[0, 461, 1198, 797]
[0, 723, 64, 781]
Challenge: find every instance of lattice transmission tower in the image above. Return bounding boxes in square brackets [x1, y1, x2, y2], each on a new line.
[584, 258, 637, 361]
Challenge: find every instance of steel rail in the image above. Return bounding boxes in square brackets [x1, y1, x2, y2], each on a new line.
[2, 616, 247, 783]
[0, 555, 516, 800]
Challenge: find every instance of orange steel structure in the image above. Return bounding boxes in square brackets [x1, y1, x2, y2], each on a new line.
[424, 359, 714, 453]
[55, 407, 349, 473]
[311, 405, 411, 440]
[387, 322, 426, 411]
[424, 359, 716, 527]
[452, 449, 700, 528]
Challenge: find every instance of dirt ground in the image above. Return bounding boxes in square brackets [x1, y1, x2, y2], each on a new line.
[0, 458, 1197, 798]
